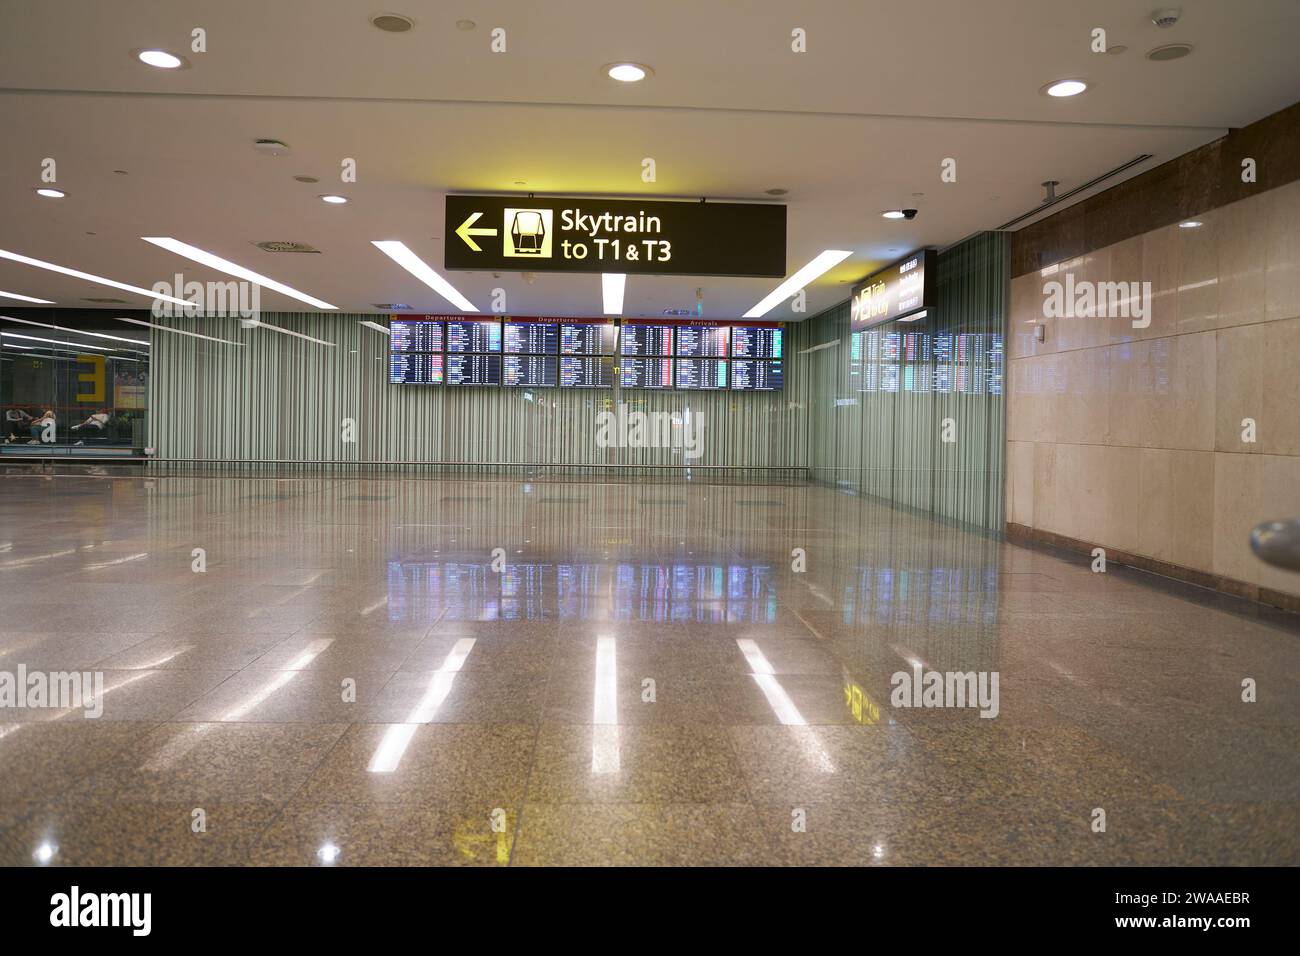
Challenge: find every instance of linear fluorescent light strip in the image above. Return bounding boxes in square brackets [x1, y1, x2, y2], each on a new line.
[359, 320, 391, 335]
[113, 316, 242, 345]
[2, 315, 148, 345]
[0, 248, 193, 307]
[371, 240, 477, 312]
[141, 237, 338, 310]
[246, 320, 335, 347]
[743, 249, 853, 318]
[602, 273, 625, 315]
[0, 290, 55, 304]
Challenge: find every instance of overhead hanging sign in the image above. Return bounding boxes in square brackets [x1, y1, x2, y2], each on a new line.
[850, 248, 936, 329]
[445, 195, 786, 277]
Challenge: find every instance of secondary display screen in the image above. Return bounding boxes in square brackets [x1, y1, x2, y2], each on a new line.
[621, 324, 674, 356]
[446, 354, 502, 385]
[560, 322, 617, 355]
[620, 357, 674, 389]
[503, 355, 558, 387]
[504, 322, 558, 355]
[446, 320, 502, 353]
[731, 326, 782, 359]
[390, 319, 443, 352]
[731, 359, 784, 391]
[675, 326, 729, 358]
[559, 356, 616, 388]
[676, 358, 729, 390]
[389, 353, 444, 384]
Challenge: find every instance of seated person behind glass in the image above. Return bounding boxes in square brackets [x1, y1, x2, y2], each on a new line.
[71, 409, 110, 434]
[4, 406, 33, 442]
[27, 409, 56, 443]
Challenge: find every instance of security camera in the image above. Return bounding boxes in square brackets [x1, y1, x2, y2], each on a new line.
[901, 209, 919, 220]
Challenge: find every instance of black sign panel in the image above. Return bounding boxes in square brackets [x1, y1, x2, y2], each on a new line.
[850, 249, 936, 330]
[446, 195, 786, 277]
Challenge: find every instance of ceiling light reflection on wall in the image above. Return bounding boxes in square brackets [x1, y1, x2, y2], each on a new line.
[743, 249, 852, 318]
[141, 237, 339, 310]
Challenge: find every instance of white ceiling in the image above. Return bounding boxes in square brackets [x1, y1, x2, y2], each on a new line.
[1, 0, 1297, 320]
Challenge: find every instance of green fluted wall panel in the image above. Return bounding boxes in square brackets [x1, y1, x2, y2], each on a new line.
[149, 313, 813, 473]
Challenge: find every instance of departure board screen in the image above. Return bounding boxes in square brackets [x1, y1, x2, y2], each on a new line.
[389, 319, 443, 352]
[389, 353, 444, 384]
[503, 355, 557, 387]
[504, 322, 558, 355]
[446, 354, 502, 385]
[559, 356, 616, 388]
[620, 357, 674, 389]
[731, 326, 782, 359]
[560, 322, 617, 355]
[446, 320, 502, 353]
[730, 359, 784, 391]
[621, 324, 674, 356]
[675, 326, 729, 358]
[676, 358, 729, 390]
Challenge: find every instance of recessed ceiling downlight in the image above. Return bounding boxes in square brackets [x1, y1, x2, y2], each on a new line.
[606, 63, 651, 82]
[35, 188, 66, 198]
[1044, 79, 1088, 97]
[1147, 43, 1193, 61]
[320, 194, 348, 204]
[370, 14, 413, 33]
[881, 210, 905, 219]
[136, 49, 185, 69]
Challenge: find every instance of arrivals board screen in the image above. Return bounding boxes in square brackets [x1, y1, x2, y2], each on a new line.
[503, 355, 557, 387]
[676, 358, 729, 390]
[504, 321, 558, 355]
[620, 357, 674, 389]
[731, 326, 782, 359]
[389, 353, 444, 384]
[731, 359, 783, 391]
[675, 325, 729, 358]
[389, 319, 444, 353]
[621, 324, 674, 356]
[446, 320, 502, 353]
[560, 322, 617, 355]
[559, 356, 616, 388]
[446, 354, 501, 385]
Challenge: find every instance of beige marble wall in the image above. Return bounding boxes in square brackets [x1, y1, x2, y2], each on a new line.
[1007, 177, 1300, 599]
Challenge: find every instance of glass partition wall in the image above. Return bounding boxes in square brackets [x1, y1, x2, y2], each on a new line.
[0, 311, 149, 455]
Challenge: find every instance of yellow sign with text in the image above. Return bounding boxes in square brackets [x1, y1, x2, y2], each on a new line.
[76, 354, 105, 403]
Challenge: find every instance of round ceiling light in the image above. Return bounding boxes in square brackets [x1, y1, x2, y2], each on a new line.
[320, 194, 348, 204]
[1147, 43, 1193, 61]
[606, 62, 652, 82]
[1044, 79, 1088, 97]
[35, 188, 66, 198]
[881, 210, 906, 219]
[136, 49, 185, 69]
[370, 14, 413, 33]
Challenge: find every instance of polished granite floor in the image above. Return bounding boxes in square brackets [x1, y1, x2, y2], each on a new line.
[0, 469, 1297, 866]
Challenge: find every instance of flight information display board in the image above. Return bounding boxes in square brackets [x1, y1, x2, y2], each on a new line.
[390, 353, 444, 384]
[675, 326, 729, 358]
[504, 321, 558, 355]
[731, 359, 783, 391]
[620, 357, 674, 389]
[731, 326, 782, 359]
[621, 324, 674, 356]
[503, 355, 557, 387]
[446, 354, 502, 385]
[446, 320, 502, 353]
[676, 358, 729, 390]
[389, 319, 443, 352]
[559, 356, 616, 387]
[560, 322, 617, 355]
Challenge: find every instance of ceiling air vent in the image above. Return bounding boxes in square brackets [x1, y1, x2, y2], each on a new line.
[82, 297, 128, 303]
[663, 308, 692, 316]
[253, 240, 321, 253]
[374, 303, 412, 310]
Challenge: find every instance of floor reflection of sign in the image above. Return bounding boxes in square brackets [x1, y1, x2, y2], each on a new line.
[504, 208, 553, 258]
[844, 680, 880, 725]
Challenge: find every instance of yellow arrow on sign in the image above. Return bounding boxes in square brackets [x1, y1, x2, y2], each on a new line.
[455, 212, 498, 252]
